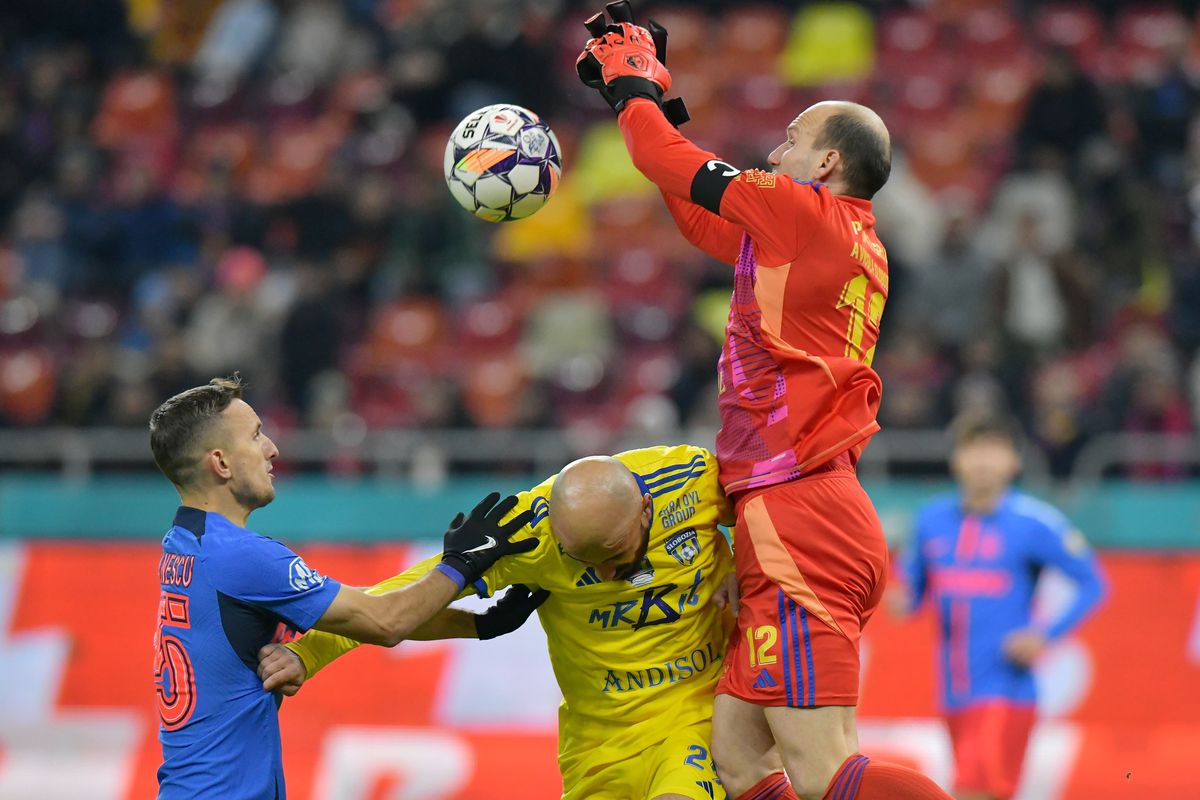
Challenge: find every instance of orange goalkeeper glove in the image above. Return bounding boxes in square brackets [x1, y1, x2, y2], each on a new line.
[576, 0, 690, 126]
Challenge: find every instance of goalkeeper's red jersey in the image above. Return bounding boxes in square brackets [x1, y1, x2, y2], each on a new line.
[619, 99, 887, 495]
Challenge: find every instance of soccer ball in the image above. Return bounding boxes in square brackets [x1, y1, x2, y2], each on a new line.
[444, 104, 562, 222]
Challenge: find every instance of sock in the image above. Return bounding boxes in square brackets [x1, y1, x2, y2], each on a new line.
[822, 755, 954, 800]
[735, 770, 801, 800]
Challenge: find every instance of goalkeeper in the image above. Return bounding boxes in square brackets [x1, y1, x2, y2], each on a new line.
[573, 3, 954, 799]
[259, 445, 736, 800]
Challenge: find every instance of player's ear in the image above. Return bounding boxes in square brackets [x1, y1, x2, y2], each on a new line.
[207, 448, 233, 480]
[814, 149, 840, 183]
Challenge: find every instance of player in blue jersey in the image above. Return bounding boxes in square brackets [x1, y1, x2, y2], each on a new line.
[892, 416, 1107, 800]
[149, 375, 533, 800]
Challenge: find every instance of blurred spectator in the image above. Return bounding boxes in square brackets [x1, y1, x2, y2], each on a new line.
[184, 246, 277, 377]
[1029, 360, 1093, 477]
[1123, 357, 1194, 479]
[1170, 239, 1200, 355]
[1015, 46, 1107, 171]
[875, 328, 951, 429]
[280, 263, 342, 418]
[899, 208, 993, 352]
[995, 211, 1068, 353]
[1130, 37, 1199, 187]
[192, 0, 279, 87]
[0, 0, 1194, 479]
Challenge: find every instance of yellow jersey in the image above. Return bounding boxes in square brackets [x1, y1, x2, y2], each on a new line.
[289, 444, 734, 765]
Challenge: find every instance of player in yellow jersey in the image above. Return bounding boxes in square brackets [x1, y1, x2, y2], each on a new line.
[259, 444, 736, 800]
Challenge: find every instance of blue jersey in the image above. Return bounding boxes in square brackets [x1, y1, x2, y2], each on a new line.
[154, 507, 341, 799]
[900, 491, 1106, 711]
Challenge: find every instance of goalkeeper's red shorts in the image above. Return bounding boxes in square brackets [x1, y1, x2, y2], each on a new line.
[716, 455, 888, 707]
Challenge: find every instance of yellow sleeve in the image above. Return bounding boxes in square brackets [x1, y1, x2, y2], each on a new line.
[286, 485, 554, 677]
[285, 554, 446, 678]
[475, 481, 555, 596]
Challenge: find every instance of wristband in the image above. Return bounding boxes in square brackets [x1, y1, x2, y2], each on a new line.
[435, 561, 467, 591]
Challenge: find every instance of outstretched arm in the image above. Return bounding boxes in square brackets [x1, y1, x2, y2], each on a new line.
[263, 585, 547, 693]
[619, 100, 808, 266]
[660, 190, 741, 266]
[260, 604, 476, 695]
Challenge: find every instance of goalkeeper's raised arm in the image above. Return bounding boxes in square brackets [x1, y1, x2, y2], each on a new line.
[576, 2, 891, 272]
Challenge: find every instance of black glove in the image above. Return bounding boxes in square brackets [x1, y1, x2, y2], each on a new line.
[437, 492, 536, 590]
[576, 0, 690, 127]
[475, 584, 551, 640]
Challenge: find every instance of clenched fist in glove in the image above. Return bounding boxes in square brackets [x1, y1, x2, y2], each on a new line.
[576, 0, 690, 126]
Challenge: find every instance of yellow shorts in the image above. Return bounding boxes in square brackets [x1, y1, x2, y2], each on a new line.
[562, 721, 725, 800]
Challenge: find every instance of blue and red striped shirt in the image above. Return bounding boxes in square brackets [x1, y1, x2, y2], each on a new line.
[900, 491, 1106, 710]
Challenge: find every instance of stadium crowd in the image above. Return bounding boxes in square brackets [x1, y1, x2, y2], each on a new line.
[0, 0, 1198, 477]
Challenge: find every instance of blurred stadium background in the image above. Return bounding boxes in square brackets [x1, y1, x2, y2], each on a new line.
[0, 0, 1198, 797]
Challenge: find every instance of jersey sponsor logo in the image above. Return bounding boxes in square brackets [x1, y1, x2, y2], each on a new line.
[599, 642, 722, 693]
[930, 566, 1012, 597]
[625, 557, 656, 587]
[588, 569, 703, 630]
[664, 528, 700, 566]
[288, 557, 327, 592]
[657, 490, 700, 529]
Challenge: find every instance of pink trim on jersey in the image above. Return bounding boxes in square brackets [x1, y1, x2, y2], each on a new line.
[716, 234, 807, 493]
[951, 599, 971, 697]
[956, 515, 983, 561]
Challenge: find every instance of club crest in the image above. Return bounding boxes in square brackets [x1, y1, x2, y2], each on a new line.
[664, 528, 700, 566]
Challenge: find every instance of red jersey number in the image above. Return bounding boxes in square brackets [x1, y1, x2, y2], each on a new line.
[154, 591, 197, 730]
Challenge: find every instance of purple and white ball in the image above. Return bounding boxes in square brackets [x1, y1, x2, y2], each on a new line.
[444, 104, 563, 222]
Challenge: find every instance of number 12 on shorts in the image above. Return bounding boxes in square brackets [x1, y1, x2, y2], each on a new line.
[745, 625, 778, 669]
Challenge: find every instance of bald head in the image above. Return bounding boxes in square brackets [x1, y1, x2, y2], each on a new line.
[788, 100, 891, 199]
[549, 456, 651, 577]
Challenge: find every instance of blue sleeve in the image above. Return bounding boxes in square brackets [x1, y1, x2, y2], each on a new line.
[208, 535, 342, 632]
[900, 508, 931, 610]
[1025, 511, 1107, 641]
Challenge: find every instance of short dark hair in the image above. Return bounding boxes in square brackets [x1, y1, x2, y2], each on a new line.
[149, 375, 244, 487]
[951, 413, 1020, 448]
[815, 113, 891, 199]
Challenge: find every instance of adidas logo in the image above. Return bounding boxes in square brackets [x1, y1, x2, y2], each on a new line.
[575, 567, 601, 587]
[752, 670, 777, 689]
[695, 780, 715, 799]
